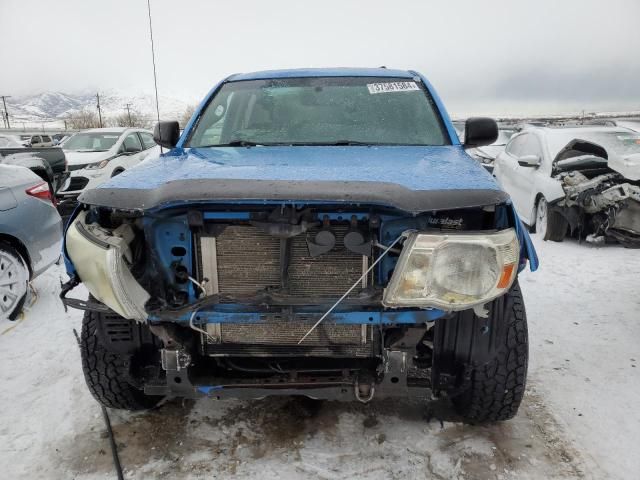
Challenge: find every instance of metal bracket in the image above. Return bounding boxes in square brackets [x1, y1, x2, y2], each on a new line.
[160, 349, 191, 372]
[61, 295, 111, 313]
[377, 349, 409, 395]
[204, 323, 222, 343]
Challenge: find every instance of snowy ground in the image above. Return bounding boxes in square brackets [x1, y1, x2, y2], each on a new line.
[0, 235, 638, 480]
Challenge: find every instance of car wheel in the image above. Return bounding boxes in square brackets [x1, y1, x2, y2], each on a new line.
[0, 242, 29, 321]
[449, 282, 528, 423]
[80, 308, 164, 410]
[535, 196, 567, 242]
[111, 168, 124, 177]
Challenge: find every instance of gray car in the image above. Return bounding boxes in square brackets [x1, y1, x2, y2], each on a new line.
[1, 165, 63, 320]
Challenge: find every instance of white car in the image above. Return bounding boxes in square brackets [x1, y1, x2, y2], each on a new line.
[493, 126, 640, 246]
[58, 127, 159, 197]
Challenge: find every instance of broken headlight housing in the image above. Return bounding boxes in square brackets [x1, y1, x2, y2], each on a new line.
[66, 211, 150, 321]
[383, 229, 518, 311]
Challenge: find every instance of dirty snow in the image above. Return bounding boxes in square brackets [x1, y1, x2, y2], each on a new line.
[0, 235, 638, 479]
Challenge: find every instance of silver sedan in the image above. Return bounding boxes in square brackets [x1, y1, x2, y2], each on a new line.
[1, 165, 63, 320]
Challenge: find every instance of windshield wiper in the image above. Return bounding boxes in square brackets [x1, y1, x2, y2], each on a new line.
[325, 140, 374, 146]
[287, 140, 408, 146]
[217, 139, 263, 147]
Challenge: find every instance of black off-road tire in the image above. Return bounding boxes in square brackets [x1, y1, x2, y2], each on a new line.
[451, 282, 528, 423]
[80, 309, 162, 410]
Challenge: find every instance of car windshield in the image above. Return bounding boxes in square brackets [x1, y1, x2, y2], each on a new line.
[187, 77, 449, 147]
[494, 129, 516, 146]
[63, 132, 121, 152]
[549, 130, 640, 160]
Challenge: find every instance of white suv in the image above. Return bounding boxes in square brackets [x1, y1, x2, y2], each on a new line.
[27, 134, 54, 147]
[58, 127, 159, 197]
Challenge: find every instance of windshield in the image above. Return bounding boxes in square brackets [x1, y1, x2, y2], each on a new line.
[63, 132, 121, 152]
[549, 130, 640, 160]
[187, 77, 449, 147]
[494, 129, 516, 146]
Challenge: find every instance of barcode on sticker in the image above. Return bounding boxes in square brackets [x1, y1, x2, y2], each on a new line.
[367, 82, 420, 94]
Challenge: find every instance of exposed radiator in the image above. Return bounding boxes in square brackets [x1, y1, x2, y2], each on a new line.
[210, 225, 280, 296]
[196, 224, 369, 299]
[288, 226, 367, 297]
[202, 315, 377, 357]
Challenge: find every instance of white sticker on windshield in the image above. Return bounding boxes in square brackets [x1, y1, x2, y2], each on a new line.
[367, 82, 420, 94]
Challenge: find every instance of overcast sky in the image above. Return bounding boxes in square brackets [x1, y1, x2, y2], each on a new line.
[1, 0, 639, 116]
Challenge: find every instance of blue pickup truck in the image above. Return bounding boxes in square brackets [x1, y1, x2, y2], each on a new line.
[62, 68, 537, 423]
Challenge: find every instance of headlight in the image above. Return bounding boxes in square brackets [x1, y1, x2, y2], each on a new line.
[86, 159, 111, 169]
[383, 229, 518, 310]
[66, 211, 150, 321]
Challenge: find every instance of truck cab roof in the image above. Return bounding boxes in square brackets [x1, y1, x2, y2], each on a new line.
[228, 67, 417, 81]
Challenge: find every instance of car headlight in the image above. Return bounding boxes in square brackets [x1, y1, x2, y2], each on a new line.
[383, 229, 519, 311]
[86, 158, 111, 169]
[66, 211, 150, 321]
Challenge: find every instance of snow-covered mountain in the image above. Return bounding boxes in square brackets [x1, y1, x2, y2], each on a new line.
[6, 89, 193, 124]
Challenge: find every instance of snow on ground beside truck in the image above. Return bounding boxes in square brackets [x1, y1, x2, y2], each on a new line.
[1, 235, 638, 479]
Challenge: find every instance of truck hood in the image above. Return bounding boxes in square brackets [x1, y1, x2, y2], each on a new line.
[79, 146, 508, 213]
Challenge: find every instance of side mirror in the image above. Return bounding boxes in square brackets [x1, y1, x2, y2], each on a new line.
[463, 117, 498, 149]
[153, 121, 180, 149]
[517, 154, 541, 167]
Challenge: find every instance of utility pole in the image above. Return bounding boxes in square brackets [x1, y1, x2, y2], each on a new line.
[1, 96, 11, 129]
[1, 110, 5, 128]
[124, 103, 133, 126]
[96, 92, 103, 127]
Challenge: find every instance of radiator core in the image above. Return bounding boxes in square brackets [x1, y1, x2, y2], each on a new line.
[197, 224, 368, 299]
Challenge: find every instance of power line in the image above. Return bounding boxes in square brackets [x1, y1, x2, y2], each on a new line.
[147, 0, 161, 126]
[1, 96, 12, 129]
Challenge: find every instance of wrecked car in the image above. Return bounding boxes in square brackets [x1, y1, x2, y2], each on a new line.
[493, 126, 640, 246]
[467, 127, 516, 174]
[61, 68, 538, 424]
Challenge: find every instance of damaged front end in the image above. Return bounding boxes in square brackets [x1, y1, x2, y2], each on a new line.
[65, 210, 150, 320]
[552, 139, 640, 247]
[60, 196, 536, 403]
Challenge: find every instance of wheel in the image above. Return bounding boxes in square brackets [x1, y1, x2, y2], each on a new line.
[111, 168, 124, 177]
[80, 309, 163, 410]
[0, 242, 29, 321]
[449, 282, 528, 423]
[535, 196, 567, 241]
